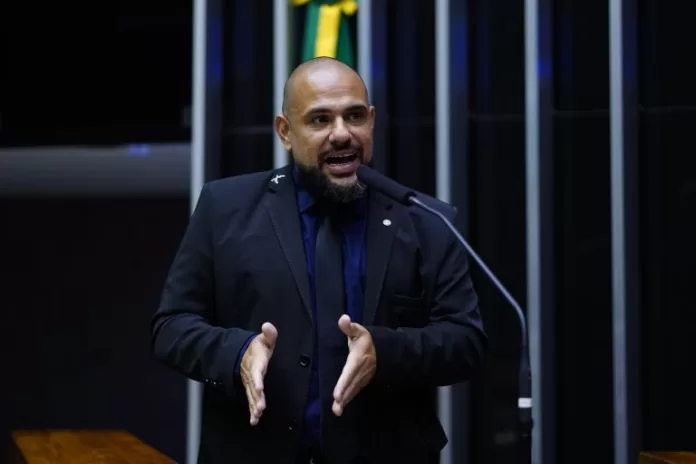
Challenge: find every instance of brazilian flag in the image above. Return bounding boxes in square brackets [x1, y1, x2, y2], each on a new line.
[290, 0, 358, 68]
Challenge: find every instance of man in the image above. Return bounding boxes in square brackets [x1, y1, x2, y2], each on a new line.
[152, 57, 487, 464]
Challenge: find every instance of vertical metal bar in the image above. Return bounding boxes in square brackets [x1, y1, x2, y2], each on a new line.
[524, 0, 540, 460]
[189, 0, 223, 461]
[357, 0, 372, 93]
[274, 0, 289, 169]
[525, 0, 555, 461]
[610, 0, 640, 461]
[188, 2, 206, 463]
[188, 0, 207, 462]
[435, 1, 452, 464]
[435, 0, 451, 204]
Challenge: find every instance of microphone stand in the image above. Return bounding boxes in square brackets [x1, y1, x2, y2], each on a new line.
[409, 196, 533, 462]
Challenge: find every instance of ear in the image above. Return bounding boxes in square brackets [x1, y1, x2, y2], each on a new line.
[368, 105, 376, 131]
[275, 114, 292, 151]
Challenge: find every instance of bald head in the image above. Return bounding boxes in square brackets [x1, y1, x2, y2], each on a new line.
[282, 57, 368, 115]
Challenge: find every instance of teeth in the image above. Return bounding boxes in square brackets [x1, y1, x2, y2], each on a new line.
[328, 153, 355, 162]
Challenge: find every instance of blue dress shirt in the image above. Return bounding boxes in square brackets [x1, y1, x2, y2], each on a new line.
[235, 169, 367, 452]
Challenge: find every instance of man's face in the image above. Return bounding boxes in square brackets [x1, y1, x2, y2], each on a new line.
[275, 66, 375, 200]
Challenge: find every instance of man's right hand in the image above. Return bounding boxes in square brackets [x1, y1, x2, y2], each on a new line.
[240, 322, 278, 426]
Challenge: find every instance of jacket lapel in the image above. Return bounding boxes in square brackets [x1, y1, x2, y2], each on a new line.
[264, 165, 313, 322]
[362, 190, 398, 325]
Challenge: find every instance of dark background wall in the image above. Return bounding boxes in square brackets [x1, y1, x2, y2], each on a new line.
[0, 198, 190, 462]
[1, 5, 193, 462]
[638, 0, 696, 451]
[1, 1, 695, 463]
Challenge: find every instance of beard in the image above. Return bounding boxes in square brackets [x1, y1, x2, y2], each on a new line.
[294, 158, 371, 208]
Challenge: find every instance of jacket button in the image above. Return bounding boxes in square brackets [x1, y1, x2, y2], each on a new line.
[299, 354, 311, 368]
[288, 420, 298, 431]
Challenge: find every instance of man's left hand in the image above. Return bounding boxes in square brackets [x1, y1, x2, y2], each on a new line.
[332, 314, 377, 417]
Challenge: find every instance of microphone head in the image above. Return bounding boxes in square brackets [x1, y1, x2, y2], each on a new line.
[356, 165, 415, 205]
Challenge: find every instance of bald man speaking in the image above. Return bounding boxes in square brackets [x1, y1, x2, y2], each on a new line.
[152, 58, 487, 464]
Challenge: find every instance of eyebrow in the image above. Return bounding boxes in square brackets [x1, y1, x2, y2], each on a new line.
[303, 103, 368, 117]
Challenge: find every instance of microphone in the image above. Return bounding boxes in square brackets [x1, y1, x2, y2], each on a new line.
[357, 165, 533, 446]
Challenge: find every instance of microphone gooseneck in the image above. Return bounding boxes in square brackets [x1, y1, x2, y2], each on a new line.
[356, 165, 533, 448]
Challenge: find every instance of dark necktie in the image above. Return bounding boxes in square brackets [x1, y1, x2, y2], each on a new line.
[314, 215, 356, 454]
[314, 214, 347, 369]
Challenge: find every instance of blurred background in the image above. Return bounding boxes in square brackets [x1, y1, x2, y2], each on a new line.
[1, 1, 695, 463]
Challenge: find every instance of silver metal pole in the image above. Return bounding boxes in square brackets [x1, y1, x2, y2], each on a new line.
[357, 0, 372, 95]
[610, 0, 639, 461]
[609, 13, 628, 458]
[435, 0, 451, 205]
[525, 0, 554, 461]
[524, 1, 542, 459]
[435, 1, 452, 464]
[274, 0, 289, 169]
[188, 0, 207, 462]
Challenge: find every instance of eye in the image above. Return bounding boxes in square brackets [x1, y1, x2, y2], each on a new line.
[310, 115, 330, 125]
[345, 112, 367, 123]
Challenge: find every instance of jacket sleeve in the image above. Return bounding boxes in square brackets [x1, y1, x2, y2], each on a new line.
[151, 183, 256, 395]
[366, 209, 488, 388]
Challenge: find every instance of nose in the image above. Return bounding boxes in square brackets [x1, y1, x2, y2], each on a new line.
[329, 119, 351, 145]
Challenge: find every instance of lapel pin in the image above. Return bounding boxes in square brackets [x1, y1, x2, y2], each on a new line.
[382, 219, 392, 226]
[271, 174, 285, 184]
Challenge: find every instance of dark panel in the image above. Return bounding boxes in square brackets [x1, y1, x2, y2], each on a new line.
[552, 0, 613, 461]
[0, 197, 190, 462]
[553, 115, 613, 463]
[470, 1, 525, 115]
[449, 0, 473, 461]
[384, 0, 436, 196]
[553, 0, 610, 110]
[638, 0, 696, 452]
[467, 0, 526, 462]
[0, 2, 192, 147]
[221, 0, 274, 176]
[469, 119, 527, 464]
[639, 110, 696, 451]
[638, 2, 696, 107]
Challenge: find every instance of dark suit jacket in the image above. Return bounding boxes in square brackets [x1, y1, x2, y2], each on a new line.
[151, 165, 487, 464]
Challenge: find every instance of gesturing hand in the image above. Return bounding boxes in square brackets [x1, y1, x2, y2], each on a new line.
[241, 322, 278, 426]
[332, 314, 377, 417]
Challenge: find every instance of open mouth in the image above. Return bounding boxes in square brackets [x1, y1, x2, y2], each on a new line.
[323, 152, 360, 176]
[325, 152, 359, 166]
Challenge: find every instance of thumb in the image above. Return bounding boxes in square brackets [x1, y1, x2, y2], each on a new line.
[260, 322, 278, 348]
[338, 314, 356, 338]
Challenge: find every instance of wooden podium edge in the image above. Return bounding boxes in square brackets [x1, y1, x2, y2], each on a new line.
[11, 429, 175, 464]
[640, 451, 696, 463]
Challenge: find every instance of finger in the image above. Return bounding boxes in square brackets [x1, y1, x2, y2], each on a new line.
[243, 375, 262, 426]
[333, 355, 358, 404]
[338, 315, 363, 340]
[333, 363, 364, 416]
[332, 400, 343, 417]
[251, 389, 266, 425]
[243, 376, 256, 418]
[251, 367, 266, 412]
[260, 322, 278, 348]
[332, 372, 362, 416]
[252, 362, 266, 392]
[338, 315, 352, 338]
